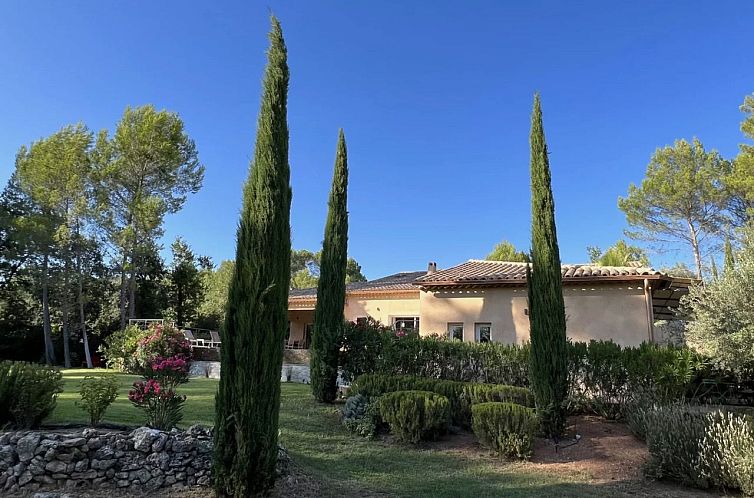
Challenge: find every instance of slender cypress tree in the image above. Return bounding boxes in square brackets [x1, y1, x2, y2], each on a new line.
[527, 94, 568, 439]
[213, 16, 291, 497]
[723, 235, 735, 274]
[311, 130, 349, 403]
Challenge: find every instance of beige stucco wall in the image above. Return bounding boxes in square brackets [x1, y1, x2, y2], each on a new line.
[344, 293, 421, 326]
[287, 292, 421, 342]
[287, 309, 314, 343]
[419, 284, 651, 346]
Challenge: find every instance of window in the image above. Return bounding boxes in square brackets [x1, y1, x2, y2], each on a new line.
[393, 316, 420, 332]
[447, 323, 464, 341]
[475, 323, 492, 343]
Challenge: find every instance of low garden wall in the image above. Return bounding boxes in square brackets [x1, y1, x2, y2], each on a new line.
[189, 361, 347, 386]
[0, 425, 214, 493]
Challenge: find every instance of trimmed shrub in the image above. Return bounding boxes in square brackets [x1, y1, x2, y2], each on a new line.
[352, 374, 533, 427]
[472, 402, 537, 460]
[0, 361, 63, 429]
[342, 394, 381, 439]
[379, 390, 450, 444]
[78, 375, 119, 426]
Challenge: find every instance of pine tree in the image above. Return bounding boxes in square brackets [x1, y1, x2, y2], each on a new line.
[213, 16, 291, 497]
[311, 130, 349, 403]
[527, 94, 568, 439]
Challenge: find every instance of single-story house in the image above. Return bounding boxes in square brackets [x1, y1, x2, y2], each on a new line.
[286, 259, 694, 348]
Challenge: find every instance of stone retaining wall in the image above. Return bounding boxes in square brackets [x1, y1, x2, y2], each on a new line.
[0, 426, 213, 494]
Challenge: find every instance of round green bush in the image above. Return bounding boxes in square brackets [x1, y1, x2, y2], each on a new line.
[378, 390, 449, 444]
[471, 402, 537, 460]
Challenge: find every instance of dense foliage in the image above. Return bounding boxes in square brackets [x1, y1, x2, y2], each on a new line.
[77, 375, 119, 426]
[683, 228, 754, 381]
[342, 327, 710, 418]
[0, 360, 63, 429]
[378, 390, 450, 444]
[312, 130, 350, 403]
[629, 403, 754, 494]
[213, 16, 292, 497]
[340, 320, 530, 386]
[341, 394, 381, 439]
[352, 373, 533, 427]
[527, 94, 569, 438]
[472, 402, 538, 460]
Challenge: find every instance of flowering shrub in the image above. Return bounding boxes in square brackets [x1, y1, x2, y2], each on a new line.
[134, 324, 192, 374]
[127, 324, 191, 430]
[128, 379, 186, 430]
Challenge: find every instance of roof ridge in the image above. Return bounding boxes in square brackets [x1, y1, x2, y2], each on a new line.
[467, 259, 528, 264]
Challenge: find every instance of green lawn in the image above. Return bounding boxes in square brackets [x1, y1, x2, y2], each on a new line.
[48, 370, 688, 498]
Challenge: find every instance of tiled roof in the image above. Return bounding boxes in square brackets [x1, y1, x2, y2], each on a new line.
[288, 271, 425, 300]
[415, 259, 663, 286]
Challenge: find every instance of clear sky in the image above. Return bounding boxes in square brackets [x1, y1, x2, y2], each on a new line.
[1, 1, 752, 279]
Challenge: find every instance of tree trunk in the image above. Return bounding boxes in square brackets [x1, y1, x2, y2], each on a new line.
[688, 221, 703, 279]
[41, 252, 56, 365]
[75, 231, 93, 368]
[62, 256, 71, 368]
[119, 251, 128, 330]
[128, 251, 136, 320]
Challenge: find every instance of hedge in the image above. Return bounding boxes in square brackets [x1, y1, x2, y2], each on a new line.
[341, 321, 710, 419]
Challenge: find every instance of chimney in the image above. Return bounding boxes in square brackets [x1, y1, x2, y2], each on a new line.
[427, 261, 437, 274]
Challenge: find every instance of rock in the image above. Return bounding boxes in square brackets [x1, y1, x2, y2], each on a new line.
[131, 427, 160, 453]
[32, 474, 55, 484]
[87, 437, 102, 450]
[135, 468, 151, 484]
[73, 459, 88, 472]
[18, 471, 33, 486]
[71, 469, 98, 480]
[82, 428, 98, 438]
[165, 475, 176, 485]
[152, 433, 168, 452]
[144, 475, 164, 492]
[17, 433, 41, 463]
[94, 446, 114, 460]
[61, 438, 86, 448]
[0, 445, 15, 470]
[13, 461, 27, 476]
[146, 451, 170, 471]
[116, 479, 130, 488]
[93, 459, 116, 470]
[197, 475, 210, 486]
[44, 460, 68, 474]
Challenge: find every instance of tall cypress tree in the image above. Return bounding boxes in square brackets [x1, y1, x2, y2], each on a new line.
[311, 130, 349, 403]
[213, 16, 291, 497]
[527, 94, 568, 439]
[723, 235, 735, 274]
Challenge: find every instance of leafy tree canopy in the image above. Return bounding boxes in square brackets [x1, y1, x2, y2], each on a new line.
[290, 248, 366, 288]
[587, 240, 650, 267]
[486, 240, 529, 262]
[618, 138, 728, 279]
[724, 93, 754, 226]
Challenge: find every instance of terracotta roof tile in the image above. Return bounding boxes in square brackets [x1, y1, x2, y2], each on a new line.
[288, 271, 424, 300]
[415, 259, 662, 286]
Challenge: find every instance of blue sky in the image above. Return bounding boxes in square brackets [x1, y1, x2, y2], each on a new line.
[1, 1, 752, 279]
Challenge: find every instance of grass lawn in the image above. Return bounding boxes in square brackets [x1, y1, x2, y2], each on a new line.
[48, 369, 699, 498]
